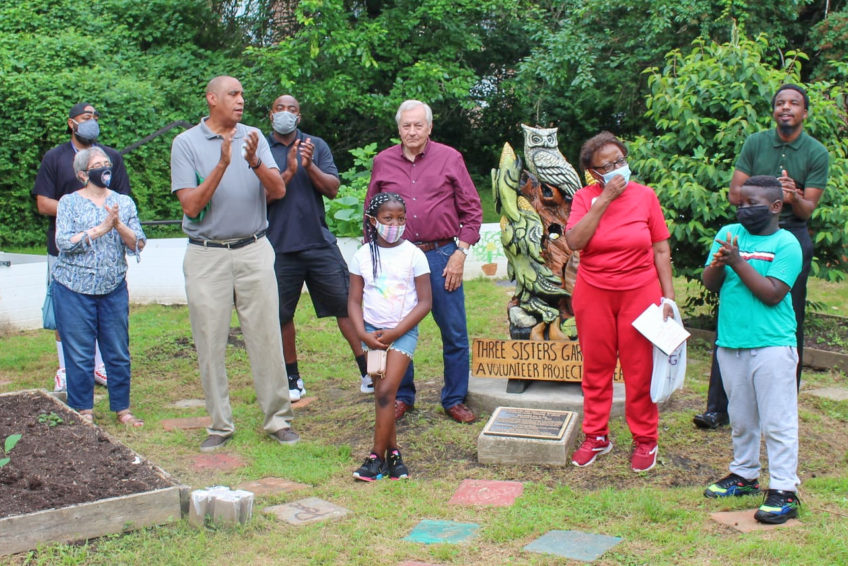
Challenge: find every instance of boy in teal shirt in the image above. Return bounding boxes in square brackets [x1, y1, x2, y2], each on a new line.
[701, 175, 802, 524]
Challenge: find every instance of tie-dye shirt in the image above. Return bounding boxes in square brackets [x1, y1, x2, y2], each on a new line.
[349, 240, 430, 327]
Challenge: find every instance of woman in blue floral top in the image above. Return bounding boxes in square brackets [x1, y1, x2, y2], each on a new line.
[53, 147, 146, 426]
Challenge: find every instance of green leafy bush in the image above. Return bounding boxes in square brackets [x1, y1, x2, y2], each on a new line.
[323, 143, 377, 239]
[629, 28, 848, 289]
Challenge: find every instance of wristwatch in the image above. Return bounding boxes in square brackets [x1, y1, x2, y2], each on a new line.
[456, 246, 469, 256]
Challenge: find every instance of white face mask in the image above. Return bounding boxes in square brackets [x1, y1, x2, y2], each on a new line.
[272, 111, 298, 135]
[376, 221, 405, 244]
[601, 163, 631, 185]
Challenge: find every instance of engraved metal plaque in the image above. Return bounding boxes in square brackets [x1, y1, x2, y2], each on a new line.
[481, 407, 573, 440]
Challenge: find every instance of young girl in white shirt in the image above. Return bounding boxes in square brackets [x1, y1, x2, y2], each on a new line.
[348, 192, 432, 481]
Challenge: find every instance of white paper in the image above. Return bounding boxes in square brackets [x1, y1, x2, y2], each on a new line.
[631, 303, 691, 356]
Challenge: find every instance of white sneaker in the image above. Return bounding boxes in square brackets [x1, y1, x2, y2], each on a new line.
[54, 368, 66, 392]
[288, 374, 305, 402]
[360, 374, 374, 394]
[94, 364, 108, 386]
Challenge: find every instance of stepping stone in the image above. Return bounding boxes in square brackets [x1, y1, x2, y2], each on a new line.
[805, 387, 848, 402]
[171, 399, 207, 409]
[264, 497, 349, 525]
[404, 520, 479, 544]
[292, 396, 317, 408]
[162, 416, 213, 431]
[448, 479, 523, 507]
[710, 510, 801, 532]
[236, 477, 309, 497]
[524, 530, 622, 562]
[191, 453, 247, 472]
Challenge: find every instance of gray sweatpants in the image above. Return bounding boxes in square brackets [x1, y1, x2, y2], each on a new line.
[717, 346, 799, 492]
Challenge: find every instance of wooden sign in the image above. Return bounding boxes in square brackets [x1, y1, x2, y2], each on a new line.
[481, 407, 574, 440]
[472, 338, 623, 382]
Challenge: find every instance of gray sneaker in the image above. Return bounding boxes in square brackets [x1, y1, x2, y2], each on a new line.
[200, 434, 231, 452]
[269, 427, 299, 445]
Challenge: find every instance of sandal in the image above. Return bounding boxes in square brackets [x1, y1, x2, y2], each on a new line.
[116, 410, 144, 428]
[79, 409, 94, 424]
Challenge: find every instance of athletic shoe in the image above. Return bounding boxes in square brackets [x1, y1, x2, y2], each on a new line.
[387, 448, 409, 480]
[631, 441, 658, 472]
[754, 489, 800, 524]
[571, 435, 612, 467]
[360, 374, 374, 394]
[288, 373, 305, 402]
[94, 364, 108, 386]
[704, 473, 761, 498]
[54, 368, 66, 392]
[353, 453, 386, 482]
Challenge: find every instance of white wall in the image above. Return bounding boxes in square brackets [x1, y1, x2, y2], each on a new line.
[0, 223, 508, 331]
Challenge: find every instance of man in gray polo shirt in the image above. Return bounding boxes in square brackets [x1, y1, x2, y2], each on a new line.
[170, 75, 299, 451]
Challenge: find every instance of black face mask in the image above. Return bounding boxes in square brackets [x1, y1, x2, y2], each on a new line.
[86, 166, 112, 188]
[736, 204, 773, 234]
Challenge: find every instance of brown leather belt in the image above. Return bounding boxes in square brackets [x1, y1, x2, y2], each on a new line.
[413, 239, 454, 252]
[188, 229, 267, 249]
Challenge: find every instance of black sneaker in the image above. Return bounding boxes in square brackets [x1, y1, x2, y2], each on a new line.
[387, 448, 409, 480]
[754, 489, 801, 524]
[288, 373, 305, 402]
[353, 453, 386, 482]
[704, 473, 761, 498]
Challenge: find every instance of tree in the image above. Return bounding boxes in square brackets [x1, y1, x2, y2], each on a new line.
[0, 0, 243, 248]
[627, 27, 848, 287]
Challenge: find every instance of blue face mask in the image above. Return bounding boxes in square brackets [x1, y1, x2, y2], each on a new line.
[601, 163, 631, 185]
[73, 119, 100, 143]
[272, 111, 298, 135]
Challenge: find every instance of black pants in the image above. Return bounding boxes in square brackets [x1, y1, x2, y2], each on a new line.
[703, 224, 811, 412]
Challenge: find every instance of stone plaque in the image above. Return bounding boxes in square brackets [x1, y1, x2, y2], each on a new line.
[472, 338, 623, 382]
[481, 407, 572, 440]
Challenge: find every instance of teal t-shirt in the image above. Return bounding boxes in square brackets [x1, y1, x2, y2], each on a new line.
[706, 224, 802, 348]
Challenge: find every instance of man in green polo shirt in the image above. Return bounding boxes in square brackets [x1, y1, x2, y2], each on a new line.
[694, 84, 829, 430]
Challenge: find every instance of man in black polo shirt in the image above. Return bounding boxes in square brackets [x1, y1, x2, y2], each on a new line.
[694, 84, 829, 429]
[265, 94, 369, 401]
[32, 102, 132, 392]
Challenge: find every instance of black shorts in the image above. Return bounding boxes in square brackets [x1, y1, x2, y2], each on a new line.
[275, 245, 350, 322]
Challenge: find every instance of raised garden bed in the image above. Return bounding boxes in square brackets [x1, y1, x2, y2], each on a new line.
[685, 312, 848, 373]
[0, 390, 187, 556]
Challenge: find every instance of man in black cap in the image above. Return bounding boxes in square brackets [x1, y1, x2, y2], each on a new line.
[32, 102, 132, 392]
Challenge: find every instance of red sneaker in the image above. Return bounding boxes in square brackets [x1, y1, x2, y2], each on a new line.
[631, 441, 658, 472]
[571, 435, 612, 467]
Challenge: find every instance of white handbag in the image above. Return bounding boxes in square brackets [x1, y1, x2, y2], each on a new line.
[650, 298, 687, 403]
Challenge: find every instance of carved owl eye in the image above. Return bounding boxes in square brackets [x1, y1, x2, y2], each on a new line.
[547, 135, 556, 145]
[532, 135, 543, 144]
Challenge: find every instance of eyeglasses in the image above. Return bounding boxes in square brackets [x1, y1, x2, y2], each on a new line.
[591, 157, 627, 175]
[87, 161, 112, 170]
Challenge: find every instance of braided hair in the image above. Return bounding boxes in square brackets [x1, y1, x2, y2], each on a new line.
[364, 192, 407, 279]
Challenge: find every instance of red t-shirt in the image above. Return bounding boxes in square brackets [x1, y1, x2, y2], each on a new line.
[566, 181, 670, 290]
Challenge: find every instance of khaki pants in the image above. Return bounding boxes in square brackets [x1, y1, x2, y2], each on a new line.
[183, 237, 292, 437]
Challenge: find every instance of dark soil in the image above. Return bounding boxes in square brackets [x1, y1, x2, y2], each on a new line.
[0, 391, 173, 519]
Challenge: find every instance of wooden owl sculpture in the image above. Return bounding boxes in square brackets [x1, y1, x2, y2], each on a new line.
[521, 124, 581, 199]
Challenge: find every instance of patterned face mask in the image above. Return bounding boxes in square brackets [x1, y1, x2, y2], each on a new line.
[376, 221, 405, 244]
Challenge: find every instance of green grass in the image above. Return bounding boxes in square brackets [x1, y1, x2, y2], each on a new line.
[1, 278, 847, 565]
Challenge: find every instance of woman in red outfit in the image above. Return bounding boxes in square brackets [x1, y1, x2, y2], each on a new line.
[565, 132, 675, 472]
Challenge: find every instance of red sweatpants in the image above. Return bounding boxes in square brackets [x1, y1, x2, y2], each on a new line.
[572, 276, 660, 443]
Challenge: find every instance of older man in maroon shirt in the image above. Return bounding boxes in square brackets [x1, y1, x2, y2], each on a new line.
[367, 99, 482, 423]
